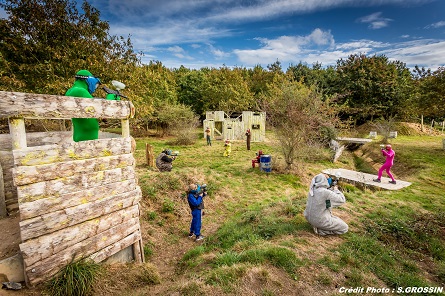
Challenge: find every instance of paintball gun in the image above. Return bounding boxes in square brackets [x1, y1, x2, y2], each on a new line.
[199, 184, 208, 195]
[331, 171, 341, 187]
[326, 172, 341, 209]
[103, 80, 128, 100]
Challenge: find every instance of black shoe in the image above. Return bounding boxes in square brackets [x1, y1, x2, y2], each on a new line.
[389, 180, 397, 184]
[373, 179, 381, 183]
[188, 232, 194, 239]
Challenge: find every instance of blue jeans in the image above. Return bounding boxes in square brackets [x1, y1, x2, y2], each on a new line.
[190, 209, 202, 236]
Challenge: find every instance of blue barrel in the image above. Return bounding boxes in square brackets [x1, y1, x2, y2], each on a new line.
[260, 155, 272, 172]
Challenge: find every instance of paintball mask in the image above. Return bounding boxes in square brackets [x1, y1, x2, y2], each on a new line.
[86, 76, 101, 94]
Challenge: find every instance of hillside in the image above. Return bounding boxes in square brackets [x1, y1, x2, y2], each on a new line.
[94, 132, 445, 295]
[3, 131, 445, 296]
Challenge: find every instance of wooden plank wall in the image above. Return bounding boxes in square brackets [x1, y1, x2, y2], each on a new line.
[12, 137, 143, 285]
[0, 131, 123, 215]
[246, 111, 266, 142]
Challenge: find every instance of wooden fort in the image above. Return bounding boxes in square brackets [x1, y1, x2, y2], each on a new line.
[0, 91, 144, 286]
[203, 111, 266, 142]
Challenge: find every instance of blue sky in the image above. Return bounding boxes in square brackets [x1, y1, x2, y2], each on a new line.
[3, 0, 445, 70]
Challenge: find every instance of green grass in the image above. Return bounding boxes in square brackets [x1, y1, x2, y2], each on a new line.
[135, 130, 445, 295]
[45, 259, 102, 296]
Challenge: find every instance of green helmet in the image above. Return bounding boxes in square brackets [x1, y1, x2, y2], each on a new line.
[75, 69, 93, 78]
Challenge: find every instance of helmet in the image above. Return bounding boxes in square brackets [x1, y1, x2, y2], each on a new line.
[385, 144, 392, 150]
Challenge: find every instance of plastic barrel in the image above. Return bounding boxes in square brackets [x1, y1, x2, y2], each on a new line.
[260, 155, 272, 172]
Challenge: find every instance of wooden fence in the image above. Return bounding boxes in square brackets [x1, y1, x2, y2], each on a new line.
[0, 91, 143, 286]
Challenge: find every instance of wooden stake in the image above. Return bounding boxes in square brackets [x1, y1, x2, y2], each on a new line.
[145, 143, 154, 167]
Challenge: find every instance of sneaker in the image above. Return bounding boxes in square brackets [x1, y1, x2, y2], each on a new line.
[373, 178, 381, 183]
[195, 235, 205, 241]
[313, 227, 319, 235]
[188, 232, 194, 239]
[389, 180, 397, 184]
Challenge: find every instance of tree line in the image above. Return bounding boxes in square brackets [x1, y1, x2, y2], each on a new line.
[1, 0, 444, 135]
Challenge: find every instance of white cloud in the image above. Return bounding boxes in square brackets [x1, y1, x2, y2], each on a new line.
[167, 46, 185, 53]
[233, 28, 445, 69]
[94, 0, 442, 69]
[208, 45, 230, 59]
[110, 22, 232, 49]
[425, 21, 445, 29]
[336, 40, 388, 50]
[234, 29, 335, 65]
[380, 40, 445, 67]
[357, 12, 392, 29]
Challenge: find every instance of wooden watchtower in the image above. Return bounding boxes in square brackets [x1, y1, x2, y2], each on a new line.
[0, 91, 144, 286]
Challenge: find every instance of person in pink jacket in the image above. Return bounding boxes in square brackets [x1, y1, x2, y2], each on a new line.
[373, 144, 396, 184]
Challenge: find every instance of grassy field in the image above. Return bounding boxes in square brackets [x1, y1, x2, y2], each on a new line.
[90, 131, 445, 296]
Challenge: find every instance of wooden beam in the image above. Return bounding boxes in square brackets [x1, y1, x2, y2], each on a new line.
[8, 118, 27, 149]
[13, 154, 135, 186]
[0, 91, 134, 120]
[19, 187, 141, 241]
[24, 219, 141, 285]
[121, 119, 130, 138]
[90, 231, 141, 264]
[13, 137, 131, 167]
[20, 207, 140, 266]
[17, 166, 135, 204]
[18, 179, 137, 220]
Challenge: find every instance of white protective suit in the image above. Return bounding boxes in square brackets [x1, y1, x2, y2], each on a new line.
[304, 173, 348, 236]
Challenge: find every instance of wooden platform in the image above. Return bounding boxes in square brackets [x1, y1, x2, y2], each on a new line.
[336, 137, 373, 144]
[322, 168, 412, 191]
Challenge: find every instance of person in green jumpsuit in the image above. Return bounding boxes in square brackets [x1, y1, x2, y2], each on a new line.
[65, 70, 101, 142]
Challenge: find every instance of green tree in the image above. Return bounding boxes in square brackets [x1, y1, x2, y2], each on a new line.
[176, 67, 207, 116]
[0, 0, 138, 94]
[413, 66, 445, 121]
[201, 66, 254, 115]
[129, 61, 178, 131]
[286, 62, 339, 99]
[335, 54, 414, 123]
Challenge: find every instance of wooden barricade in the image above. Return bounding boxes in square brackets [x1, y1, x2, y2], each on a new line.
[0, 91, 143, 286]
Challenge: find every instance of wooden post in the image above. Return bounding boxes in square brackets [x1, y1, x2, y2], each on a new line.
[9, 118, 27, 150]
[132, 238, 144, 263]
[145, 143, 155, 167]
[121, 119, 130, 138]
[0, 165, 6, 218]
[421, 114, 424, 132]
